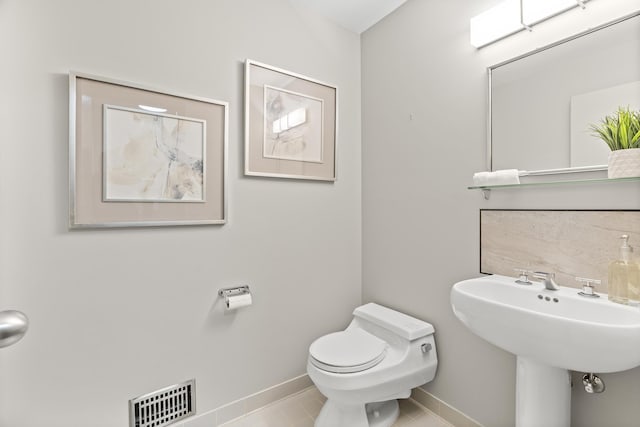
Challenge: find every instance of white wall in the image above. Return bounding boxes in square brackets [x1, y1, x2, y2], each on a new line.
[0, 1, 361, 426]
[362, 1, 640, 426]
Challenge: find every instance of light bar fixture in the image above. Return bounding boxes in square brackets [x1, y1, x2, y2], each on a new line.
[522, 0, 584, 26]
[470, 0, 523, 48]
[470, 0, 590, 48]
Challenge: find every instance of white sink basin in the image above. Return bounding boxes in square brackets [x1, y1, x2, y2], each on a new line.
[451, 274, 640, 373]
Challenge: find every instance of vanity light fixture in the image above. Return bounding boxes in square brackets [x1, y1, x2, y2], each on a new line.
[470, 0, 590, 48]
[470, 0, 523, 48]
[521, 0, 585, 26]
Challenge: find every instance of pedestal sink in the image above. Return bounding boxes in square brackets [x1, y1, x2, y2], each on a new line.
[450, 274, 640, 427]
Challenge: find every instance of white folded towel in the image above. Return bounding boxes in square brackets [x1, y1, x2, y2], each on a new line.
[472, 169, 520, 186]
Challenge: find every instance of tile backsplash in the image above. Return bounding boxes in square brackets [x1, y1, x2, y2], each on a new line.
[480, 210, 640, 293]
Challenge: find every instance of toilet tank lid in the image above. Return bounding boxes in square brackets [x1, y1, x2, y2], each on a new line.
[353, 303, 434, 340]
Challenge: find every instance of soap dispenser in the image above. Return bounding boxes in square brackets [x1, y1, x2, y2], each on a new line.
[608, 235, 640, 305]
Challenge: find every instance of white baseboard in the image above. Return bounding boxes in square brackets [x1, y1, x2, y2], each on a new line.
[175, 374, 313, 426]
[176, 375, 483, 427]
[411, 387, 484, 427]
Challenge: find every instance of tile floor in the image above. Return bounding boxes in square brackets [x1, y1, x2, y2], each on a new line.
[220, 386, 454, 427]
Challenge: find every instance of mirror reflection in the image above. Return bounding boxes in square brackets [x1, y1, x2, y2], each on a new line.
[490, 13, 640, 173]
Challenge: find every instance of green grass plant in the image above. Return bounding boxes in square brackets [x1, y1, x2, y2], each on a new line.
[589, 106, 640, 151]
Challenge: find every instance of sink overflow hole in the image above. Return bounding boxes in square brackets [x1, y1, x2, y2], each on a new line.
[537, 295, 560, 303]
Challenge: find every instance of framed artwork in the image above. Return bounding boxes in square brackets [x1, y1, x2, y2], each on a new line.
[244, 60, 338, 181]
[69, 72, 228, 228]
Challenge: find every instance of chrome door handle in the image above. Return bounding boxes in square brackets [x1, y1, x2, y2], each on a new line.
[0, 310, 29, 348]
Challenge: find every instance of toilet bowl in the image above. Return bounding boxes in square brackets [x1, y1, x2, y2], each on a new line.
[307, 303, 438, 427]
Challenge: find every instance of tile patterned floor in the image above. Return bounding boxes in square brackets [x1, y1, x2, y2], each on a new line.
[220, 387, 454, 427]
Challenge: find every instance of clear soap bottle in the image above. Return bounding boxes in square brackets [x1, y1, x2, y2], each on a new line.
[608, 235, 640, 305]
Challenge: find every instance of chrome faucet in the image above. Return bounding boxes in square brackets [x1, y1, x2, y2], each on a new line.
[532, 271, 560, 291]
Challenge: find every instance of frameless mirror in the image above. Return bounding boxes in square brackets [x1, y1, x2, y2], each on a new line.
[489, 12, 640, 174]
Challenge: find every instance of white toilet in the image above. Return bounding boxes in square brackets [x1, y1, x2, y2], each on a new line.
[307, 303, 438, 427]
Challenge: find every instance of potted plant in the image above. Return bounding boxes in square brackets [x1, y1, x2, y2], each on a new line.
[589, 106, 640, 178]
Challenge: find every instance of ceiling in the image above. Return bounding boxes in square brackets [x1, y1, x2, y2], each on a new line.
[290, 0, 408, 34]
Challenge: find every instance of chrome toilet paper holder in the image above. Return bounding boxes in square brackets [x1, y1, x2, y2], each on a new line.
[218, 285, 251, 305]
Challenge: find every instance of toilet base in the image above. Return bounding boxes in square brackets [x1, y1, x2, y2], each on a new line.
[315, 398, 399, 427]
[367, 400, 399, 427]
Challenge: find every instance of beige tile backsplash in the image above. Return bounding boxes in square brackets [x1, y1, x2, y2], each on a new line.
[480, 210, 640, 293]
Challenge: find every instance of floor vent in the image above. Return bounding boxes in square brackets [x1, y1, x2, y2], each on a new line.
[129, 379, 195, 427]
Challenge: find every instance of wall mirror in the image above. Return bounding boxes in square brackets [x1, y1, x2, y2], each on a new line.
[489, 12, 640, 174]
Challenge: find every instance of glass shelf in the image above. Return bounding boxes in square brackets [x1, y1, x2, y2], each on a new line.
[469, 176, 640, 198]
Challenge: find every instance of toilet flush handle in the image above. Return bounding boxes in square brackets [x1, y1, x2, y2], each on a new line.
[421, 343, 432, 353]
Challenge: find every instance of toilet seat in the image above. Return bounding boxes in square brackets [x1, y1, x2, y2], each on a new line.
[309, 329, 387, 373]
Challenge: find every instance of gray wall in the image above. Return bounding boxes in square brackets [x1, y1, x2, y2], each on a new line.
[362, 1, 640, 426]
[0, 1, 361, 426]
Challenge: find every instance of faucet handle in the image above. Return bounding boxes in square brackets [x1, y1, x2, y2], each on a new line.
[514, 268, 532, 285]
[576, 277, 601, 298]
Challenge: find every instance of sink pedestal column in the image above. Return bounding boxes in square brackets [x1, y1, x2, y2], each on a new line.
[516, 357, 571, 427]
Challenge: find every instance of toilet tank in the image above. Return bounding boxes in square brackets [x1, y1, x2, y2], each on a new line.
[353, 303, 435, 341]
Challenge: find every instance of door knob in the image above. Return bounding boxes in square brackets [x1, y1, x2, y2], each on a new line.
[0, 310, 29, 348]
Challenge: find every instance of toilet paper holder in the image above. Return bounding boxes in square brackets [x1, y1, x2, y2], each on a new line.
[218, 285, 251, 304]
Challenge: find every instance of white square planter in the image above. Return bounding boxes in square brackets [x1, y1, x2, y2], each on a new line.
[608, 148, 640, 178]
